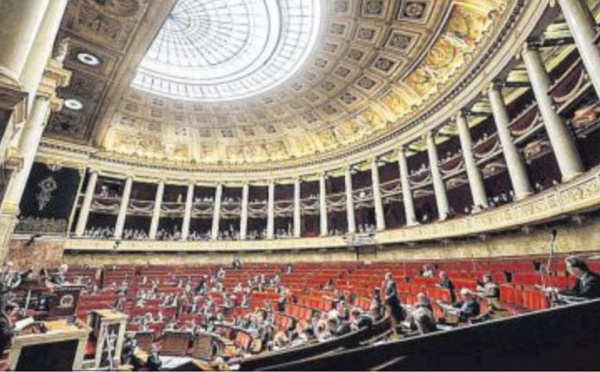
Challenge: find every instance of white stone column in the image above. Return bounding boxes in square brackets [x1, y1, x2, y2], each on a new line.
[211, 184, 223, 240]
[522, 45, 584, 182]
[345, 167, 357, 233]
[149, 181, 164, 240]
[558, 0, 600, 101]
[427, 131, 450, 220]
[114, 177, 133, 239]
[0, 56, 69, 218]
[0, 0, 50, 84]
[456, 111, 488, 210]
[319, 173, 328, 236]
[371, 159, 386, 231]
[67, 168, 86, 237]
[293, 178, 302, 238]
[240, 183, 249, 240]
[20, 0, 68, 110]
[1, 97, 51, 212]
[398, 147, 417, 226]
[488, 84, 533, 200]
[181, 183, 194, 240]
[75, 171, 98, 237]
[267, 182, 275, 240]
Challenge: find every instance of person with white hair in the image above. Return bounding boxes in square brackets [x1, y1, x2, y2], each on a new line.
[47, 264, 69, 288]
[437, 288, 481, 323]
[455, 289, 481, 321]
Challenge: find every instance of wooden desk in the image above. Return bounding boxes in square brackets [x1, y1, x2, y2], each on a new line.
[89, 309, 129, 369]
[191, 332, 236, 361]
[8, 320, 91, 371]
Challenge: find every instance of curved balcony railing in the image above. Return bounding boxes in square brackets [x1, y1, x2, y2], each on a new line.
[65, 164, 600, 252]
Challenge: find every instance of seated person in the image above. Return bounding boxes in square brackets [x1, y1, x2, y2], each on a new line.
[349, 308, 373, 331]
[0, 300, 16, 356]
[453, 289, 481, 322]
[411, 307, 437, 335]
[421, 265, 434, 278]
[315, 317, 333, 341]
[414, 292, 433, 312]
[369, 288, 384, 321]
[558, 256, 600, 300]
[47, 264, 69, 288]
[272, 330, 290, 350]
[437, 271, 456, 303]
[476, 274, 500, 300]
[120, 334, 138, 366]
[333, 316, 352, 337]
[146, 344, 162, 371]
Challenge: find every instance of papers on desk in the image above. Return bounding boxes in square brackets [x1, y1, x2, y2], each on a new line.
[160, 356, 192, 370]
[14, 317, 35, 332]
[436, 324, 454, 331]
[557, 294, 587, 304]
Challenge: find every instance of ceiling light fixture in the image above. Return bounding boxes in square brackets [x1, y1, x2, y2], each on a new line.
[77, 52, 101, 66]
[64, 99, 83, 111]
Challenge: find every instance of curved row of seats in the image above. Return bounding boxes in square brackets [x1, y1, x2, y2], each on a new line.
[67, 251, 599, 358]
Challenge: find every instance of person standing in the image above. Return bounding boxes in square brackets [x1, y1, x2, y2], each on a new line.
[383, 272, 404, 333]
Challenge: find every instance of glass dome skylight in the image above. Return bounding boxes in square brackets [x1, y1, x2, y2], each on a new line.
[132, 0, 322, 102]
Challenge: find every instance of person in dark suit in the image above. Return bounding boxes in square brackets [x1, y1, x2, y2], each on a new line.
[559, 256, 600, 300]
[350, 308, 373, 331]
[437, 271, 456, 303]
[146, 344, 162, 371]
[370, 288, 384, 320]
[120, 334, 137, 366]
[333, 319, 352, 337]
[0, 308, 13, 356]
[383, 272, 404, 333]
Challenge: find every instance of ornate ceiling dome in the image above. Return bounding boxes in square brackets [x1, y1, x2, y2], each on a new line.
[132, 0, 322, 101]
[47, 0, 518, 171]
